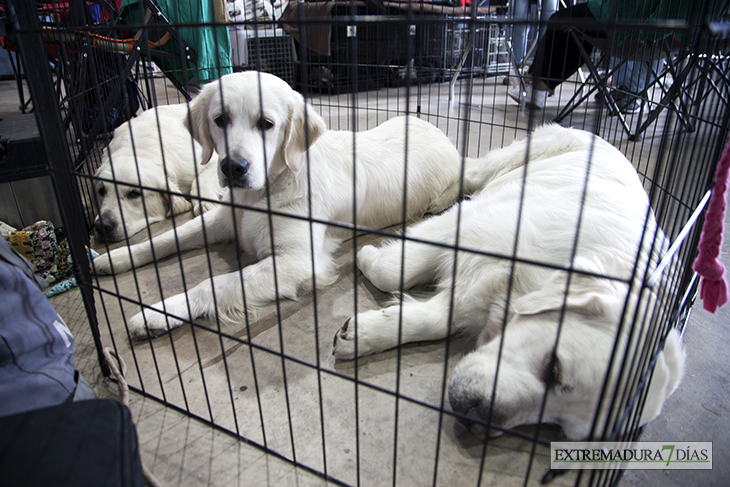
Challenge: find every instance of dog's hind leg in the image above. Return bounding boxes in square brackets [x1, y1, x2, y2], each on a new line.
[425, 180, 462, 214]
[357, 210, 458, 292]
[357, 241, 444, 293]
[332, 290, 453, 360]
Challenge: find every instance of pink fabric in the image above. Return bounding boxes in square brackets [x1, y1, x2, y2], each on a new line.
[692, 136, 730, 312]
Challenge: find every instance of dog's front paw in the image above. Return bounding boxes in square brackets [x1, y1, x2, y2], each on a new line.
[332, 308, 404, 360]
[332, 318, 358, 360]
[332, 314, 385, 360]
[128, 303, 185, 339]
[92, 248, 133, 275]
[92, 253, 113, 274]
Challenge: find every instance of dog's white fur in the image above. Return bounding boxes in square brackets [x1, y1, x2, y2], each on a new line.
[93, 71, 471, 338]
[93, 104, 224, 242]
[332, 125, 685, 440]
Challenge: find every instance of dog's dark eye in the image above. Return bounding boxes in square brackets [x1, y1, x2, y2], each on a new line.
[127, 189, 142, 199]
[542, 352, 562, 387]
[98, 186, 106, 197]
[259, 117, 274, 131]
[214, 113, 229, 128]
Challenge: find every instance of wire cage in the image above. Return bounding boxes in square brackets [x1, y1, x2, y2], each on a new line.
[4, 0, 729, 485]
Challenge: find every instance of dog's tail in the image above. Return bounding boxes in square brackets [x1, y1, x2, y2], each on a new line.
[461, 125, 601, 193]
[461, 157, 486, 195]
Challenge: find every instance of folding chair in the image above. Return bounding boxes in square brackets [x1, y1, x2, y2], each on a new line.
[553, 29, 683, 140]
[554, 3, 729, 140]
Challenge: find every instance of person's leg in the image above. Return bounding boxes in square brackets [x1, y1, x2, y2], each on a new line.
[605, 59, 663, 113]
[511, 2, 604, 108]
[595, 58, 637, 111]
[528, 2, 603, 91]
[503, 0, 530, 86]
[626, 59, 664, 96]
[612, 59, 644, 94]
[511, 0, 529, 66]
[537, 0, 558, 41]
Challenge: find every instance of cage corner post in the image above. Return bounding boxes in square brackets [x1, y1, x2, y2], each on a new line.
[6, 0, 109, 376]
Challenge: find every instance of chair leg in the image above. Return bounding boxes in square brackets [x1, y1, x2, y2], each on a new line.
[554, 74, 600, 123]
[685, 55, 728, 131]
[630, 52, 697, 141]
[449, 35, 474, 102]
[553, 31, 631, 136]
[504, 37, 529, 111]
[8, 50, 32, 113]
[504, 2, 542, 109]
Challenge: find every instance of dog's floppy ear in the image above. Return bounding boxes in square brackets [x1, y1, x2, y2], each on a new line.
[187, 90, 215, 165]
[283, 93, 327, 173]
[513, 258, 623, 318]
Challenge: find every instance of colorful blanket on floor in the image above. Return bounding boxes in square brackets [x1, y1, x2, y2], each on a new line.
[4, 220, 99, 297]
[7, 221, 71, 286]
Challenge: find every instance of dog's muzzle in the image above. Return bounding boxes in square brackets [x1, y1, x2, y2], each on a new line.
[94, 217, 117, 242]
[220, 155, 251, 188]
[449, 383, 506, 440]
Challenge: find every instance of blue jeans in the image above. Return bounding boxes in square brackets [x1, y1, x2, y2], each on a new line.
[511, 0, 559, 65]
[510, 0, 529, 65]
[611, 59, 665, 96]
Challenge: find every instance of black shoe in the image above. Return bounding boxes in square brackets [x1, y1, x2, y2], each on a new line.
[614, 97, 641, 114]
[594, 87, 641, 114]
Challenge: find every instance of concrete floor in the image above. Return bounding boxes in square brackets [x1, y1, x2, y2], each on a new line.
[1, 62, 728, 487]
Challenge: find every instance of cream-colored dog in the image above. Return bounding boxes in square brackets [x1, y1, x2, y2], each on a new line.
[93, 104, 224, 242]
[332, 125, 685, 440]
[93, 71, 473, 337]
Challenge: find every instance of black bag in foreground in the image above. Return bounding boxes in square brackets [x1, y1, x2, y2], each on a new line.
[0, 399, 145, 487]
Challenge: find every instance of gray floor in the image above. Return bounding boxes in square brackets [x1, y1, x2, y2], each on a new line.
[1, 68, 728, 486]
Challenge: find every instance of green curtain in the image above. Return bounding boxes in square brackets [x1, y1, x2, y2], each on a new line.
[122, 0, 232, 85]
[157, 0, 232, 85]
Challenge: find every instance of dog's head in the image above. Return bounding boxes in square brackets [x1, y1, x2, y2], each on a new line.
[186, 72, 327, 191]
[448, 259, 684, 441]
[93, 152, 191, 243]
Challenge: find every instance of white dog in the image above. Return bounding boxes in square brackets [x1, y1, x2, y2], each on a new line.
[332, 125, 685, 440]
[93, 71, 472, 338]
[93, 104, 224, 242]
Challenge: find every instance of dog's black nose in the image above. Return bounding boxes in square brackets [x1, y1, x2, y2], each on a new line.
[94, 217, 116, 241]
[220, 156, 251, 187]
